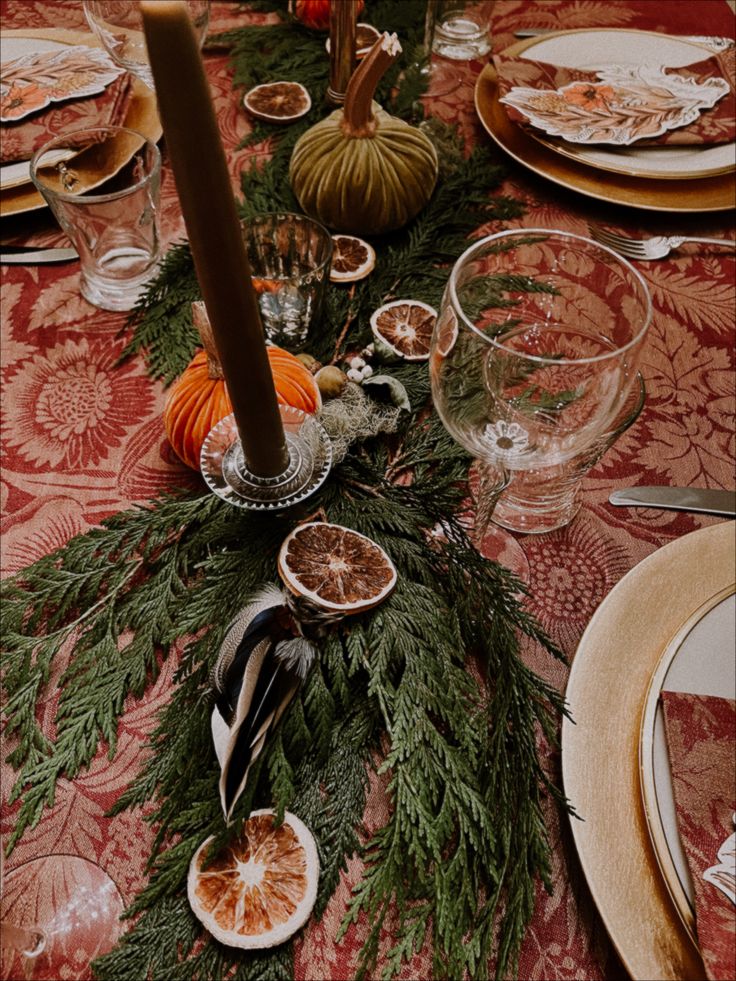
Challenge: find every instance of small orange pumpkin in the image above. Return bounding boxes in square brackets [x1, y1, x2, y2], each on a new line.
[164, 302, 322, 471]
[290, 0, 364, 31]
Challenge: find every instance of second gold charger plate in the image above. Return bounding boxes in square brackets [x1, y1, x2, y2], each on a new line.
[0, 29, 161, 218]
[639, 583, 735, 944]
[475, 30, 736, 212]
[562, 520, 736, 980]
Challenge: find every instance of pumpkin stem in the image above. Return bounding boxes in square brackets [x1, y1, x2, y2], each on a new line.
[192, 301, 225, 380]
[341, 32, 402, 138]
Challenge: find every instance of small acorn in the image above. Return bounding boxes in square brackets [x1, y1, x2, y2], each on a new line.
[315, 365, 348, 399]
[296, 352, 322, 374]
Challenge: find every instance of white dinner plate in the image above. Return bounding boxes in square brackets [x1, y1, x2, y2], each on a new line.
[515, 30, 735, 180]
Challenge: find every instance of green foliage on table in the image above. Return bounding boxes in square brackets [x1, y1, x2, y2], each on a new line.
[1, 3, 570, 980]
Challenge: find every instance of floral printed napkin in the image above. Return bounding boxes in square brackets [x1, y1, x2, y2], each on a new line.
[0, 46, 133, 164]
[493, 49, 735, 146]
[662, 691, 736, 981]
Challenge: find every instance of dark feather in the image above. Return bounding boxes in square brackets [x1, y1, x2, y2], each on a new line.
[223, 647, 300, 814]
[215, 606, 283, 725]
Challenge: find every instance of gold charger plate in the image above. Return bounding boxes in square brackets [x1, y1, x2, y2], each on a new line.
[639, 583, 735, 945]
[475, 57, 736, 212]
[561, 521, 736, 980]
[0, 29, 161, 218]
[504, 31, 735, 182]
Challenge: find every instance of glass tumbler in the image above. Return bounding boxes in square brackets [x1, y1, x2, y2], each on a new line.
[432, 0, 493, 60]
[30, 126, 161, 312]
[242, 212, 333, 351]
[430, 229, 652, 533]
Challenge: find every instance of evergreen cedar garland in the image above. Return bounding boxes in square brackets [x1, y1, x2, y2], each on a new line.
[1, 2, 572, 979]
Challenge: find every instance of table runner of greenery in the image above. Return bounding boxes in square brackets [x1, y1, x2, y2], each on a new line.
[2, 3, 571, 978]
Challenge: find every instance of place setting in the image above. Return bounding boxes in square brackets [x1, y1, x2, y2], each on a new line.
[0, 21, 167, 218]
[475, 26, 736, 210]
[563, 519, 735, 981]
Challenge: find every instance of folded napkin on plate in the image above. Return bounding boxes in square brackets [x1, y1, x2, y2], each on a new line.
[0, 71, 133, 164]
[662, 691, 736, 981]
[494, 49, 735, 146]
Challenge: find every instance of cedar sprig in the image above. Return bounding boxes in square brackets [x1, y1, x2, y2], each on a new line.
[1, 5, 574, 981]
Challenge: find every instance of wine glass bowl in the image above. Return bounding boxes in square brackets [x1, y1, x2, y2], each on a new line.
[430, 229, 651, 533]
[83, 1, 210, 90]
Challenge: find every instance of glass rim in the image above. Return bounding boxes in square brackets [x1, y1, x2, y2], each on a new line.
[447, 227, 653, 366]
[240, 211, 334, 268]
[242, 210, 332, 236]
[30, 126, 160, 204]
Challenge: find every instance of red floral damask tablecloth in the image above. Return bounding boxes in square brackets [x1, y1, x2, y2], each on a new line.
[1, 2, 734, 979]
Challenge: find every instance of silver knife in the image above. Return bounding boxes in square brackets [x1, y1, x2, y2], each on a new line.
[0, 247, 78, 264]
[513, 29, 734, 51]
[609, 487, 736, 517]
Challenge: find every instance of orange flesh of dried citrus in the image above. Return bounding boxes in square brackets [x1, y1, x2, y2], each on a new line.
[244, 82, 311, 122]
[371, 300, 437, 361]
[188, 810, 318, 949]
[252, 277, 282, 294]
[330, 235, 375, 282]
[278, 522, 397, 612]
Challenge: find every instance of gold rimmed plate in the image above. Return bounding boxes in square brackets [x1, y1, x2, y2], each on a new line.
[0, 29, 161, 217]
[639, 584, 735, 945]
[503, 30, 735, 181]
[475, 31, 736, 211]
[562, 521, 736, 980]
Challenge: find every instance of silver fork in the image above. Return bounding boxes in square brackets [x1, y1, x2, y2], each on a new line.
[589, 225, 736, 260]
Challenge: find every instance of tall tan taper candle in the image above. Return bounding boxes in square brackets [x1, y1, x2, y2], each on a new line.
[141, 0, 288, 477]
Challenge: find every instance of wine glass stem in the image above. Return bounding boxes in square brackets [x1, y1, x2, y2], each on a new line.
[473, 464, 510, 542]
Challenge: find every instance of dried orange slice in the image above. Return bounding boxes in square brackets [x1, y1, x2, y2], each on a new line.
[278, 522, 397, 613]
[243, 82, 311, 123]
[370, 299, 437, 362]
[188, 809, 319, 949]
[326, 23, 382, 59]
[330, 234, 376, 283]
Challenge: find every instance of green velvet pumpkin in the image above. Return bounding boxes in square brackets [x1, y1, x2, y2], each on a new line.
[289, 33, 438, 236]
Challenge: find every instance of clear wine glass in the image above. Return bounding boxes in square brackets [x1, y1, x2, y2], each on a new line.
[429, 229, 652, 534]
[83, 1, 210, 90]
